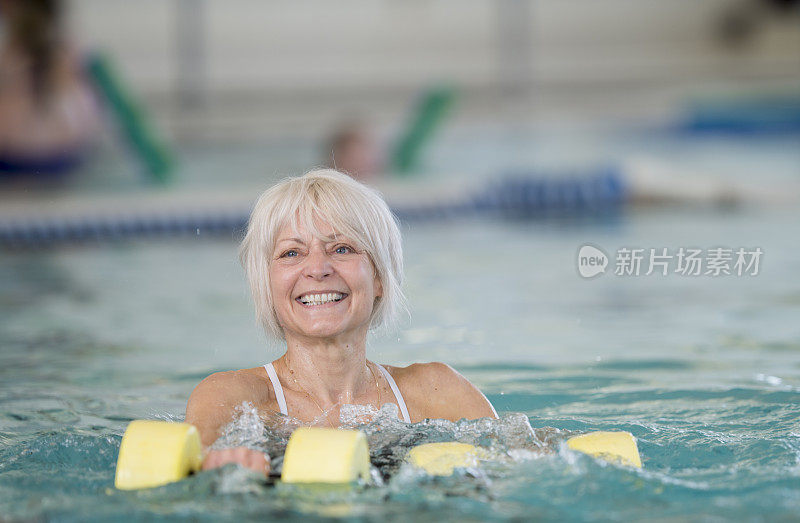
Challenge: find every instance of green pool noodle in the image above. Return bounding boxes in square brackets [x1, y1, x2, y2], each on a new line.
[390, 86, 455, 175]
[86, 53, 174, 184]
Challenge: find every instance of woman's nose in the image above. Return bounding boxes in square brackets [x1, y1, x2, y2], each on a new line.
[303, 248, 333, 279]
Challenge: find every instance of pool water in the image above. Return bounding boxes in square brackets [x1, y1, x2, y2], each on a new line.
[1, 131, 799, 520]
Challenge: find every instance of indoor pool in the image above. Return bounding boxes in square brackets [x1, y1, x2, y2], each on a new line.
[1, 131, 799, 521]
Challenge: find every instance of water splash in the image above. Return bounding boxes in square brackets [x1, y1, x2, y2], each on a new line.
[209, 402, 292, 458]
[209, 402, 568, 484]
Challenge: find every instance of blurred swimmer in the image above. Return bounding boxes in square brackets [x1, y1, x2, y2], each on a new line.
[0, 0, 101, 178]
[323, 117, 797, 209]
[325, 121, 382, 181]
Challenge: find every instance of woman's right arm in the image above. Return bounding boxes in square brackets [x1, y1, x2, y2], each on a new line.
[185, 371, 270, 477]
[185, 371, 243, 447]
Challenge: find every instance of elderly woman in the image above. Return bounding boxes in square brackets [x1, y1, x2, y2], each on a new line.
[186, 169, 497, 476]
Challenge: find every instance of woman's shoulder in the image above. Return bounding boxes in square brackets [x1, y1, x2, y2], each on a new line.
[191, 367, 253, 389]
[384, 361, 458, 386]
[382, 362, 497, 422]
[189, 367, 274, 418]
[186, 366, 276, 446]
[384, 361, 471, 400]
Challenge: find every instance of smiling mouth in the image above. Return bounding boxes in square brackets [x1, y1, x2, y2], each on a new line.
[296, 292, 348, 306]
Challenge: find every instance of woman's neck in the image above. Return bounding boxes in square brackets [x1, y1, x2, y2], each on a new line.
[279, 333, 374, 407]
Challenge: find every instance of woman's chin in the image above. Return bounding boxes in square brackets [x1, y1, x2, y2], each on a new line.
[285, 321, 368, 342]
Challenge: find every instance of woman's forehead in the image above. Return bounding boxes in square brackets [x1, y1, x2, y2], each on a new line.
[275, 218, 347, 242]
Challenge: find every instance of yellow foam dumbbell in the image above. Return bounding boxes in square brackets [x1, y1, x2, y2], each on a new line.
[281, 427, 370, 484]
[405, 431, 642, 476]
[115, 420, 203, 490]
[566, 431, 642, 468]
[406, 442, 486, 476]
[115, 421, 371, 490]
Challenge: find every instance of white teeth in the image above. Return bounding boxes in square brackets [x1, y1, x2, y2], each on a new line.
[299, 292, 344, 305]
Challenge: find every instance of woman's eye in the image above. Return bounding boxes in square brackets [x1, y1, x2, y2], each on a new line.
[281, 249, 299, 258]
[334, 245, 353, 255]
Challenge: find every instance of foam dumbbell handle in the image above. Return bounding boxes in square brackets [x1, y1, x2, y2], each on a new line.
[115, 422, 371, 490]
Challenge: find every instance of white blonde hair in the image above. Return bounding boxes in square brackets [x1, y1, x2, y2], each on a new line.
[239, 169, 406, 339]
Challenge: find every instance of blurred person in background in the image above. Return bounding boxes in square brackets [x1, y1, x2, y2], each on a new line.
[0, 0, 100, 181]
[322, 117, 795, 208]
[325, 120, 382, 181]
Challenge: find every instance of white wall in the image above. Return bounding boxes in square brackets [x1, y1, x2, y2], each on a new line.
[66, 0, 800, 138]
[69, 0, 799, 92]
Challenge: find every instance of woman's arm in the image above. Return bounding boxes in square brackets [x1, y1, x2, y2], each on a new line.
[185, 371, 270, 476]
[185, 371, 246, 447]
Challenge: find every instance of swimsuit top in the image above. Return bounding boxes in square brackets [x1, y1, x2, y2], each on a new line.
[263, 361, 412, 423]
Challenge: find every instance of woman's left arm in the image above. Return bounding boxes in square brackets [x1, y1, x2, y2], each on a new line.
[403, 362, 498, 422]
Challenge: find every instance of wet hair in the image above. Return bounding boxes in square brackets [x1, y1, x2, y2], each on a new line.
[239, 169, 406, 339]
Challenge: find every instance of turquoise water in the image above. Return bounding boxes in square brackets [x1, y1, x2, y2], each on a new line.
[1, 131, 800, 521]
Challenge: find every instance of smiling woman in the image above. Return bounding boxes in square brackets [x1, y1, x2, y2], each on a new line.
[270, 223, 382, 344]
[185, 169, 497, 477]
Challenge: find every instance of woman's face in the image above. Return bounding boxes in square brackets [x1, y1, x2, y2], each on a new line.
[268, 218, 382, 342]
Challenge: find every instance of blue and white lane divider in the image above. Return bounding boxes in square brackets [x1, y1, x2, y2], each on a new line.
[0, 211, 248, 246]
[393, 169, 626, 221]
[0, 171, 627, 248]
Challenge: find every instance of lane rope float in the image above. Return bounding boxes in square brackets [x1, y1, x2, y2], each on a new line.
[114, 420, 642, 490]
[0, 171, 625, 248]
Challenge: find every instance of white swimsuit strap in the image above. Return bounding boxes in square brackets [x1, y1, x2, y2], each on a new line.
[263, 362, 288, 416]
[375, 364, 411, 423]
